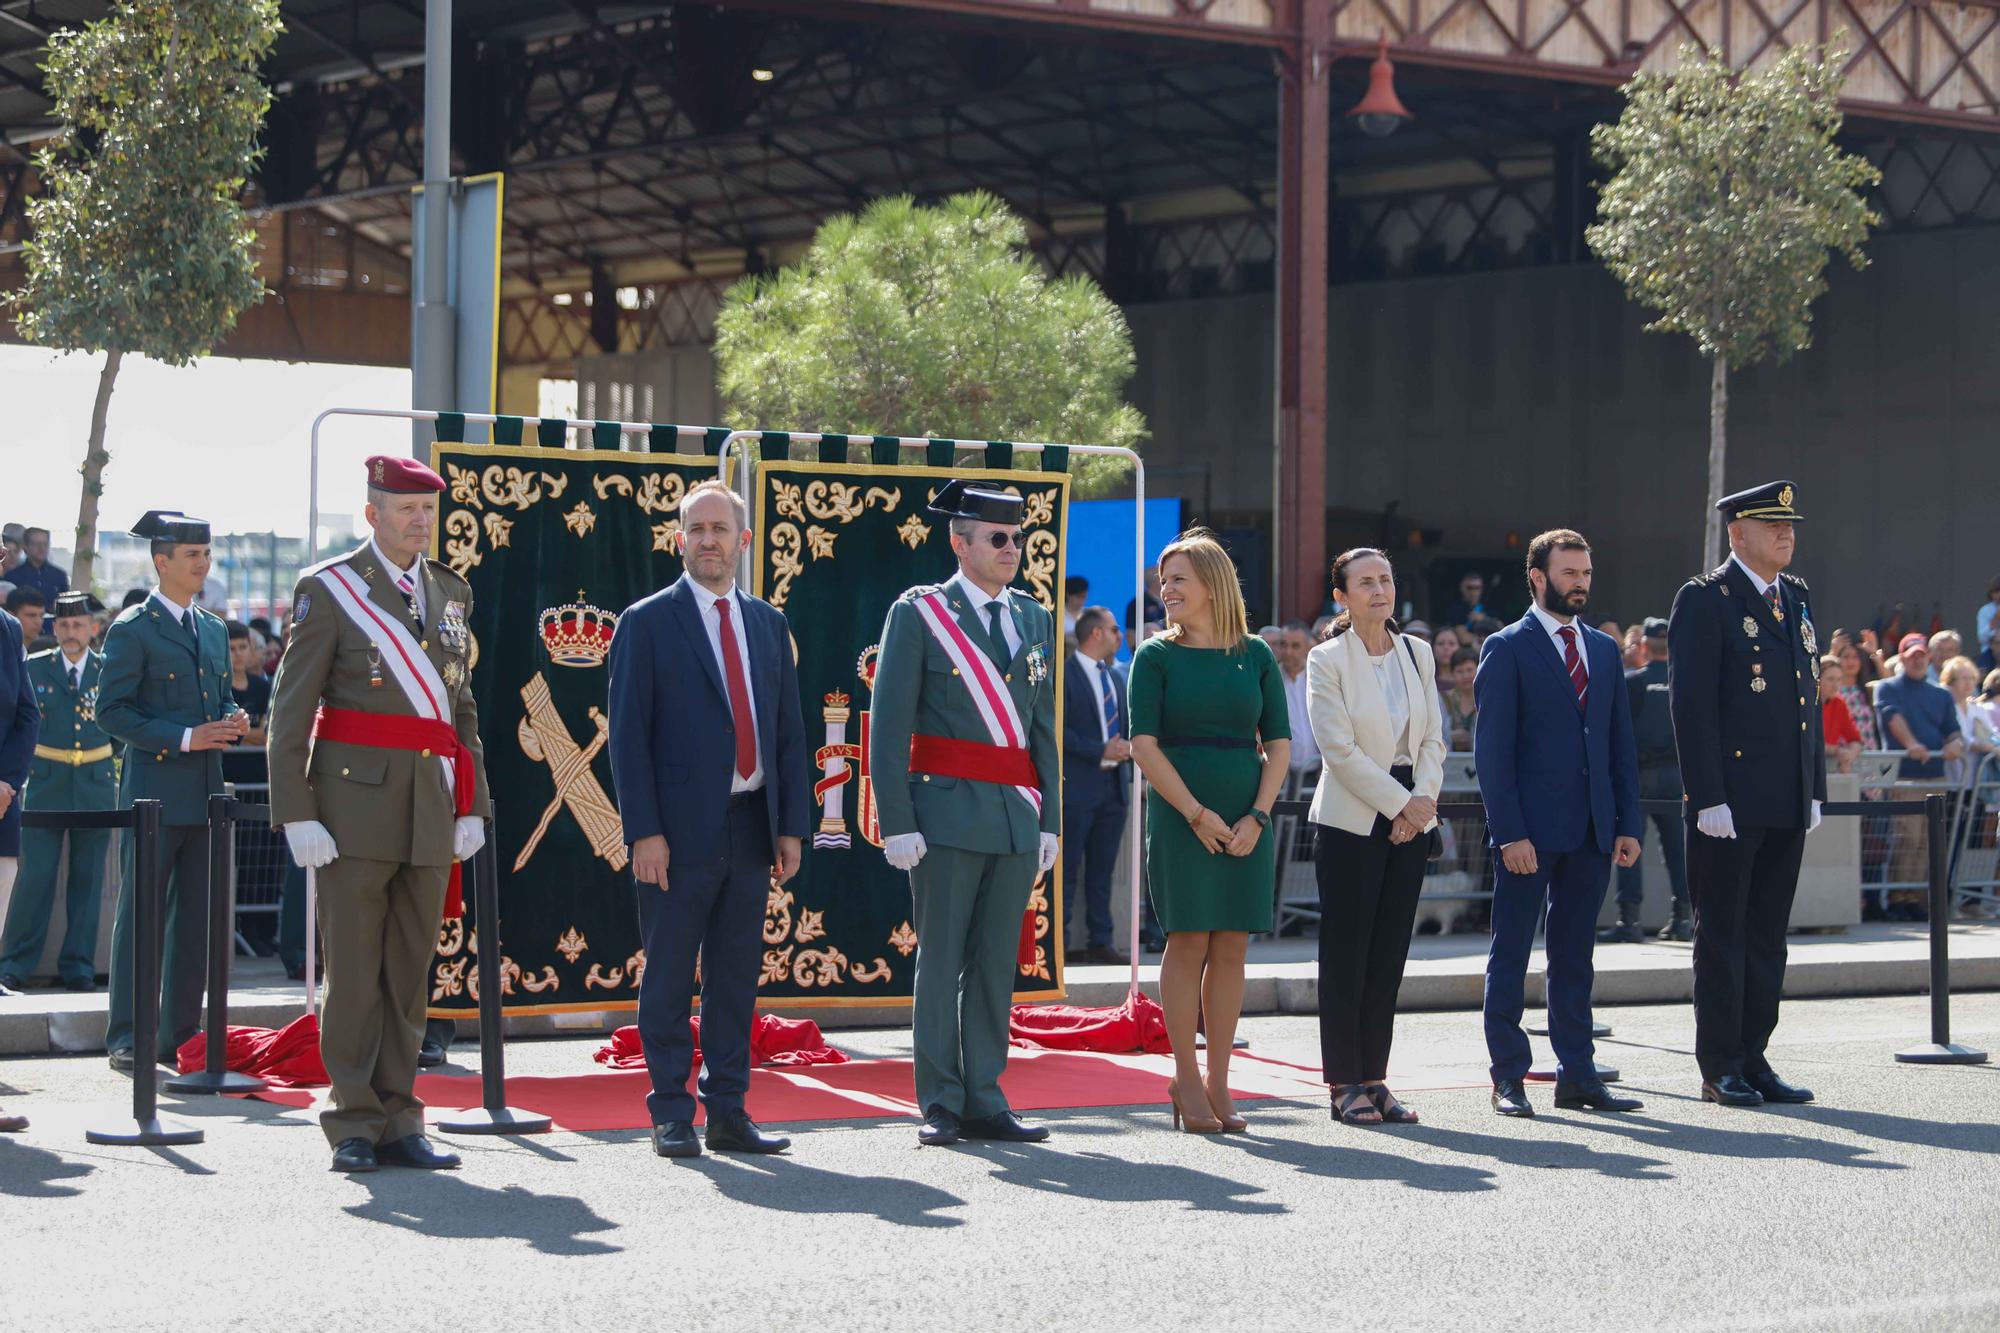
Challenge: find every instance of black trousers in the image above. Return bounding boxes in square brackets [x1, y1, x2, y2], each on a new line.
[1314, 811, 1429, 1085]
[1685, 819, 1805, 1081]
[1061, 786, 1127, 949]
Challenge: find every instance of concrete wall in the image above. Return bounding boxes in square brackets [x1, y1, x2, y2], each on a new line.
[1125, 224, 2000, 636]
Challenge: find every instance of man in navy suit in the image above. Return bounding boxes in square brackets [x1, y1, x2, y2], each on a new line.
[1474, 529, 1643, 1117]
[608, 479, 810, 1159]
[1061, 607, 1131, 965]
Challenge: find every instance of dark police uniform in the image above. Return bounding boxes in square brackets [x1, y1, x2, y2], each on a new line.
[1609, 619, 1689, 941]
[0, 595, 117, 989]
[1667, 481, 1827, 1102]
[98, 512, 242, 1064]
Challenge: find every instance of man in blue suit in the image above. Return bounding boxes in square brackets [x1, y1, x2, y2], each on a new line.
[0, 604, 40, 1002]
[608, 479, 809, 1160]
[1061, 607, 1131, 965]
[1474, 529, 1643, 1117]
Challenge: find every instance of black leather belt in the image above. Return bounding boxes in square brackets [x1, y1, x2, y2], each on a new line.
[1157, 735, 1257, 750]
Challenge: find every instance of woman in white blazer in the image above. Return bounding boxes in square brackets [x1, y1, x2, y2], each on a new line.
[1305, 547, 1447, 1125]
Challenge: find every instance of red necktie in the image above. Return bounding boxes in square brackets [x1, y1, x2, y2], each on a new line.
[714, 598, 756, 780]
[1557, 625, 1588, 712]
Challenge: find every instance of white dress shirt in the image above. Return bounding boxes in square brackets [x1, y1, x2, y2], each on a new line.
[952, 573, 1021, 660]
[688, 579, 764, 792]
[1366, 645, 1414, 767]
[1074, 649, 1123, 769]
[1731, 552, 1780, 604]
[1528, 600, 1588, 678]
[373, 539, 424, 622]
[1282, 666, 1320, 771]
[152, 588, 199, 753]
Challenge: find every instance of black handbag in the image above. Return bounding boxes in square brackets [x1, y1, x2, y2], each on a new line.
[1400, 636, 1446, 861]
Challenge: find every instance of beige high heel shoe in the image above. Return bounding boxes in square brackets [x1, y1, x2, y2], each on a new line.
[1204, 1082, 1248, 1133]
[1168, 1077, 1223, 1133]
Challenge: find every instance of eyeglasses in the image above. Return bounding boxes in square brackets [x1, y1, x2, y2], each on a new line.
[981, 531, 1028, 550]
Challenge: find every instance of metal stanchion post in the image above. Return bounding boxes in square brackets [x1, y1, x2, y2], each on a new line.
[87, 801, 203, 1146]
[1896, 793, 1987, 1065]
[437, 817, 552, 1134]
[165, 796, 269, 1094]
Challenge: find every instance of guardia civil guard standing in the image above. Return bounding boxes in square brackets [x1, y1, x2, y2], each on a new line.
[268, 455, 490, 1173]
[97, 512, 248, 1071]
[1668, 481, 1827, 1108]
[869, 480, 1061, 1147]
[0, 591, 117, 991]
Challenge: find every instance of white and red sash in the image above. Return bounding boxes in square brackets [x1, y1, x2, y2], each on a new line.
[314, 560, 457, 801]
[910, 590, 1041, 816]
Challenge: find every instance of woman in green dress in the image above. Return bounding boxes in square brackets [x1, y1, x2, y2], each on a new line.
[1128, 529, 1290, 1134]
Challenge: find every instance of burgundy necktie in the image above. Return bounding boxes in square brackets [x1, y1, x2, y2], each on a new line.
[715, 598, 757, 780]
[1557, 625, 1588, 712]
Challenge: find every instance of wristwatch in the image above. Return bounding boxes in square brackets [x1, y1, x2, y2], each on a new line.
[1248, 807, 1271, 829]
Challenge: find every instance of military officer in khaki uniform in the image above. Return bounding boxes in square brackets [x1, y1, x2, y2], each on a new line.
[268, 455, 490, 1173]
[97, 513, 248, 1071]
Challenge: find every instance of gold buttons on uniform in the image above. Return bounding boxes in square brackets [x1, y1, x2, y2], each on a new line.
[1734, 750, 1743, 758]
[167, 672, 175, 680]
[1801, 722, 1808, 731]
[421, 748, 432, 759]
[921, 774, 931, 782]
[951, 668, 960, 677]
[1004, 673, 1013, 682]
[342, 767, 351, 776]
[420, 640, 429, 650]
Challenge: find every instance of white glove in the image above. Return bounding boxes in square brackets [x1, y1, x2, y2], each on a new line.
[1808, 799, 1823, 833]
[883, 832, 927, 871]
[1038, 832, 1060, 874]
[284, 820, 338, 869]
[454, 816, 487, 860]
[1696, 804, 1738, 840]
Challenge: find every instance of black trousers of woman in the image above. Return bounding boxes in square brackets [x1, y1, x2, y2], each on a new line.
[1315, 803, 1430, 1085]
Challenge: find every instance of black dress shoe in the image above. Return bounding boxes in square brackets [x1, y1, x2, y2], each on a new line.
[417, 1037, 447, 1068]
[1746, 1071, 1814, 1103]
[652, 1120, 702, 1158]
[1554, 1078, 1644, 1112]
[1086, 944, 1131, 966]
[960, 1110, 1050, 1143]
[918, 1105, 961, 1147]
[375, 1134, 461, 1169]
[705, 1111, 790, 1154]
[331, 1138, 379, 1173]
[0, 975, 22, 996]
[60, 975, 95, 993]
[107, 1048, 135, 1073]
[1701, 1075, 1765, 1107]
[1491, 1078, 1534, 1117]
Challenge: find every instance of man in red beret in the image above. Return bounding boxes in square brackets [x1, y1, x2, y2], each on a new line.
[268, 455, 492, 1172]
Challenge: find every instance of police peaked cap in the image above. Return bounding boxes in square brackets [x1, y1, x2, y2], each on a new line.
[928, 478, 1023, 525]
[1715, 480, 1803, 523]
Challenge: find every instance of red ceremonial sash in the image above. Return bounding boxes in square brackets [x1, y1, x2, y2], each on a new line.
[908, 733, 1040, 789]
[313, 705, 474, 918]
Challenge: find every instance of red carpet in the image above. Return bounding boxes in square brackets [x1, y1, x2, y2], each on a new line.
[242, 1048, 1333, 1131]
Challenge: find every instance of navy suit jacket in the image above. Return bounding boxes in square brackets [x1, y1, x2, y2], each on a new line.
[1473, 611, 1640, 855]
[0, 609, 39, 856]
[607, 575, 809, 867]
[1062, 651, 1129, 808]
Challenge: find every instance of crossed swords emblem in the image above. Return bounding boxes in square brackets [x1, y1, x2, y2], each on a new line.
[515, 672, 628, 872]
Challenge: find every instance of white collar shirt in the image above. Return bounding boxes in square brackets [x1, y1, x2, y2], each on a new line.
[1074, 651, 1111, 745]
[1283, 666, 1320, 770]
[1529, 601, 1587, 678]
[951, 573, 1021, 660]
[149, 589, 199, 752]
[688, 579, 764, 792]
[1731, 553, 1780, 605]
[373, 540, 424, 622]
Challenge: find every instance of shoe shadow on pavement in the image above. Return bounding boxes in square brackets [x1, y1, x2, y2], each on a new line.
[344, 1174, 623, 1255]
[974, 1140, 1287, 1215]
[679, 1153, 968, 1229]
[0, 1140, 96, 1198]
[1778, 1105, 2000, 1157]
[1211, 1123, 1502, 1193]
[1548, 1105, 1905, 1172]
[1378, 1123, 1672, 1183]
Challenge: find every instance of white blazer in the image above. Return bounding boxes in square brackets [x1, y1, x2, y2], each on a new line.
[1305, 629, 1447, 836]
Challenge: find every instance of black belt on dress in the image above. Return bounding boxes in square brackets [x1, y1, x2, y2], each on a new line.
[1156, 735, 1257, 750]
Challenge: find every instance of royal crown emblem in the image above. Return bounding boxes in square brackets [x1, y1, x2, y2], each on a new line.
[1779, 484, 1794, 508]
[539, 593, 617, 668]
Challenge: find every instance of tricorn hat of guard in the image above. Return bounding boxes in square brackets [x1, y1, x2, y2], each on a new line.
[1715, 480, 1803, 523]
[928, 478, 1023, 525]
[52, 590, 97, 620]
[129, 510, 212, 544]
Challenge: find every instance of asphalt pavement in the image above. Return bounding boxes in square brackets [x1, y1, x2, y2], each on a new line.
[3, 992, 1997, 1333]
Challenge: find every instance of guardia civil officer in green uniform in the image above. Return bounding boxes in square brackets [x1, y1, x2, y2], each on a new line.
[0, 591, 118, 990]
[1668, 480, 1827, 1108]
[869, 480, 1061, 1147]
[98, 512, 249, 1071]
[268, 454, 490, 1174]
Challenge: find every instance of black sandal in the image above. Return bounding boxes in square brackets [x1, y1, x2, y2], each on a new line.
[1332, 1084, 1382, 1125]
[1366, 1083, 1419, 1124]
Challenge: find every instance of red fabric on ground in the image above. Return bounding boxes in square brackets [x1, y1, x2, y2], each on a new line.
[592, 1013, 847, 1070]
[176, 1013, 329, 1088]
[1008, 988, 1173, 1054]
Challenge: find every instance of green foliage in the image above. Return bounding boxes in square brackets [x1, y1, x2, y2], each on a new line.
[13, 0, 281, 363]
[714, 192, 1146, 494]
[1586, 42, 1879, 371]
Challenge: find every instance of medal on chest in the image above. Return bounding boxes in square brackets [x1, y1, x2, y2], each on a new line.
[1801, 614, 1817, 659]
[366, 644, 385, 689]
[1026, 644, 1048, 686]
[1751, 662, 1767, 693]
[1742, 617, 1759, 640]
[79, 684, 98, 723]
[439, 600, 469, 655]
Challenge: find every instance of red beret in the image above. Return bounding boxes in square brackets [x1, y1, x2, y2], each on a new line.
[366, 455, 446, 493]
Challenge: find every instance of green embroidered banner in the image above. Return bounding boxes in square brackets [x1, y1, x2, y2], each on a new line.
[427, 443, 717, 1016]
[753, 459, 1070, 1005]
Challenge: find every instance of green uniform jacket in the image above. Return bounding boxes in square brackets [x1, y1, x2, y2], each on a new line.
[265, 543, 491, 867]
[868, 578, 1061, 856]
[97, 598, 240, 827]
[22, 648, 118, 811]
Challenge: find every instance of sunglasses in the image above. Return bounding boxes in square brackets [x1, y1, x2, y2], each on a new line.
[977, 531, 1028, 550]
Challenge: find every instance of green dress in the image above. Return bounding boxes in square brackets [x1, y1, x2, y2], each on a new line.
[1128, 634, 1290, 933]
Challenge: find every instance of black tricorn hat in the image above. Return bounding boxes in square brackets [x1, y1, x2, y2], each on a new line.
[52, 590, 97, 619]
[129, 510, 212, 544]
[927, 479, 1023, 525]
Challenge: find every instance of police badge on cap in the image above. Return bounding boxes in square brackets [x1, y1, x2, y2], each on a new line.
[928, 478, 1024, 524]
[1715, 480, 1803, 523]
